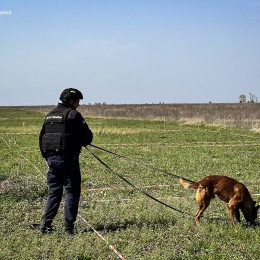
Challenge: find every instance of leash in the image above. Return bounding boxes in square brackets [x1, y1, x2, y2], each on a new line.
[85, 146, 194, 218]
[89, 144, 195, 183]
[78, 214, 125, 260]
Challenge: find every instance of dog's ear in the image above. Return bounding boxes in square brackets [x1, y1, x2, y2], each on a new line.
[256, 205, 260, 211]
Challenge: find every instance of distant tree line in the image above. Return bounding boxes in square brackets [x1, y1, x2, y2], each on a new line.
[239, 93, 258, 103]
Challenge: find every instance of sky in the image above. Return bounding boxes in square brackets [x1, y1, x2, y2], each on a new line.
[0, 0, 259, 105]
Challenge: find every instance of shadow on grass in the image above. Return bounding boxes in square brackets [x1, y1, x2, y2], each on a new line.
[82, 217, 177, 233]
[201, 215, 260, 228]
[28, 218, 259, 235]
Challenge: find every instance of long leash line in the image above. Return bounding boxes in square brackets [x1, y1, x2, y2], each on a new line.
[89, 144, 195, 183]
[78, 214, 125, 260]
[0, 136, 45, 181]
[86, 146, 194, 218]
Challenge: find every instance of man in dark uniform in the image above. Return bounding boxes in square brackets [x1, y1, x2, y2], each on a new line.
[39, 88, 93, 234]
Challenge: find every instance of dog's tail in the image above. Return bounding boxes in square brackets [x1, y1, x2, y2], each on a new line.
[179, 178, 200, 189]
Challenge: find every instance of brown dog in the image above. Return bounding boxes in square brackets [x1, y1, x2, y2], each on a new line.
[179, 175, 259, 225]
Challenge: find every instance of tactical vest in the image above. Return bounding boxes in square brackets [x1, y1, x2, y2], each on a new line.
[41, 107, 73, 156]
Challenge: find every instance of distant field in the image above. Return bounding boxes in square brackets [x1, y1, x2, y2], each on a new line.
[0, 108, 260, 259]
[3, 102, 260, 130]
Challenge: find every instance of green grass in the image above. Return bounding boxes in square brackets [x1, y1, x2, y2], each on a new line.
[0, 108, 260, 259]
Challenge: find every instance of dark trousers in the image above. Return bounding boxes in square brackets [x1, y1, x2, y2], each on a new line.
[41, 155, 81, 230]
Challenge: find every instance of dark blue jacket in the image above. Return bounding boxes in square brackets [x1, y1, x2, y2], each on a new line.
[39, 103, 93, 158]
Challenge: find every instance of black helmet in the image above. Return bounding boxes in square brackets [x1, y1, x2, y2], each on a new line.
[59, 88, 83, 103]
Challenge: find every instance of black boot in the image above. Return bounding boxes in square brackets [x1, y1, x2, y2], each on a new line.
[65, 222, 74, 235]
[40, 225, 54, 234]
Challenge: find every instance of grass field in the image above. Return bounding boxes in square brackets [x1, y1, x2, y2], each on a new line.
[0, 108, 260, 259]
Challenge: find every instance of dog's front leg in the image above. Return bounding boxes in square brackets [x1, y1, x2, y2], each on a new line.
[228, 196, 241, 224]
[227, 203, 240, 224]
[227, 204, 236, 224]
[235, 206, 241, 223]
